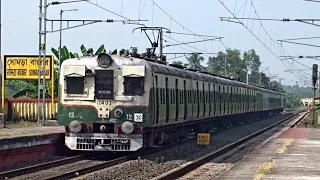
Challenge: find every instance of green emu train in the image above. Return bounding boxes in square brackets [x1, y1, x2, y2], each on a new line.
[58, 50, 285, 152]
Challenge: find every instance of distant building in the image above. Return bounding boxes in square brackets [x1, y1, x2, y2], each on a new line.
[301, 98, 319, 106]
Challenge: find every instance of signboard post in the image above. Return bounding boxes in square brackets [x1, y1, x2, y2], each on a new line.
[197, 133, 210, 146]
[2, 55, 54, 125]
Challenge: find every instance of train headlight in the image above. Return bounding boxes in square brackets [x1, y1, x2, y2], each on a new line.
[121, 121, 134, 134]
[114, 108, 124, 118]
[97, 53, 112, 68]
[69, 120, 82, 133]
[100, 125, 106, 132]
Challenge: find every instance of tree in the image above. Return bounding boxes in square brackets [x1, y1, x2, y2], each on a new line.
[207, 52, 225, 76]
[286, 93, 303, 109]
[225, 49, 245, 78]
[185, 53, 205, 71]
[171, 60, 188, 67]
[243, 49, 261, 85]
[260, 72, 270, 88]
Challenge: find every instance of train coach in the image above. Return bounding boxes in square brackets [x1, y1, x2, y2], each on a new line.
[58, 48, 285, 152]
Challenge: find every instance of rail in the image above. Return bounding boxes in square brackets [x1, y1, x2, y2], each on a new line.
[0, 155, 84, 179]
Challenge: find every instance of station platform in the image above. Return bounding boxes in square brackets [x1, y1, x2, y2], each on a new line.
[0, 125, 65, 167]
[216, 128, 320, 180]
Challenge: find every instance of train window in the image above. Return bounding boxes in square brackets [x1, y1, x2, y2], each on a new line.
[160, 89, 163, 104]
[180, 90, 184, 104]
[66, 77, 84, 94]
[123, 77, 144, 96]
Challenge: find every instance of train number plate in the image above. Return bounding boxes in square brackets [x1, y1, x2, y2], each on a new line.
[97, 101, 112, 105]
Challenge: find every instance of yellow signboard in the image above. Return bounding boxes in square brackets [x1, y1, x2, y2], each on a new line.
[4, 55, 53, 80]
[197, 133, 210, 145]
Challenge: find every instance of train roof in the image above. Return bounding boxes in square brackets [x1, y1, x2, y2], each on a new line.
[61, 54, 285, 95]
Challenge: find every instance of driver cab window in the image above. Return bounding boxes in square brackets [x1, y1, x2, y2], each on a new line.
[123, 77, 144, 96]
[66, 77, 84, 94]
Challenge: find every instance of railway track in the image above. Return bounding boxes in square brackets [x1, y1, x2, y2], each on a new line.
[0, 155, 84, 180]
[0, 111, 300, 180]
[152, 111, 307, 180]
[0, 136, 196, 180]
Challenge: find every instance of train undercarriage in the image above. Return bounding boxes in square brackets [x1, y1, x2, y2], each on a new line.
[64, 108, 284, 152]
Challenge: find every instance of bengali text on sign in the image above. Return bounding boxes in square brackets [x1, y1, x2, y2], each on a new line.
[197, 133, 210, 145]
[4, 55, 53, 80]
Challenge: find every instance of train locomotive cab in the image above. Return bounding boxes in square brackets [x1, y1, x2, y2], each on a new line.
[59, 53, 151, 151]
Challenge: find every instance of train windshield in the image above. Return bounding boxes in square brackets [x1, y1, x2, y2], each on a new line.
[123, 76, 144, 96]
[66, 77, 85, 94]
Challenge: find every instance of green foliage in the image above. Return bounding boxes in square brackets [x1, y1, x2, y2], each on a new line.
[282, 85, 318, 98]
[285, 93, 303, 109]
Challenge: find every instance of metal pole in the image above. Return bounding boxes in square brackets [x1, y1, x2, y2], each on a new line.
[59, 10, 62, 74]
[38, 0, 43, 125]
[42, 0, 47, 125]
[159, 28, 163, 62]
[38, 0, 47, 126]
[246, 70, 249, 85]
[224, 55, 226, 77]
[313, 86, 316, 125]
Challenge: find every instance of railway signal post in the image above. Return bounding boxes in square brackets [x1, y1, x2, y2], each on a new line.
[312, 64, 318, 125]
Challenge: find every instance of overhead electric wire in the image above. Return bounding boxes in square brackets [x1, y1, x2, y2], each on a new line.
[218, 0, 308, 80]
[86, 0, 146, 26]
[278, 40, 320, 48]
[150, 0, 227, 52]
[280, 36, 320, 41]
[164, 35, 213, 55]
[165, 31, 222, 38]
[164, 37, 222, 48]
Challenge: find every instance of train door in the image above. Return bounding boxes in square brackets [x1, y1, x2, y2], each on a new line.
[219, 85, 222, 116]
[209, 83, 211, 116]
[203, 83, 205, 117]
[175, 79, 179, 122]
[197, 82, 200, 118]
[213, 84, 216, 116]
[231, 86, 233, 114]
[184, 80, 187, 120]
[165, 77, 169, 123]
[154, 75, 159, 124]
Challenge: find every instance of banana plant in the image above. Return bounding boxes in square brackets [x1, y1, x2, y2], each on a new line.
[80, 44, 106, 56]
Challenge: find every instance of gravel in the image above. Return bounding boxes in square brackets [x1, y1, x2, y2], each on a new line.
[75, 112, 294, 180]
[0, 156, 66, 173]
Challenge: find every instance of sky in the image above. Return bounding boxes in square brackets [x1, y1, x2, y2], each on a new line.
[1, 0, 320, 86]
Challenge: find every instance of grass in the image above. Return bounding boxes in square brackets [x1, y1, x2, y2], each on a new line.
[277, 139, 294, 154]
[298, 112, 320, 128]
[284, 106, 308, 111]
[254, 160, 276, 180]
[0, 131, 37, 137]
[1, 119, 59, 129]
[5, 121, 39, 128]
[254, 139, 295, 180]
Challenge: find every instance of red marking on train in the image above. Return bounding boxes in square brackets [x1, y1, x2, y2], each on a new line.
[278, 128, 310, 139]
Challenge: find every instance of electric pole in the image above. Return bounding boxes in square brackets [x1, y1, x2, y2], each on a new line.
[224, 55, 227, 77]
[259, 67, 269, 86]
[279, 77, 285, 85]
[38, 0, 47, 126]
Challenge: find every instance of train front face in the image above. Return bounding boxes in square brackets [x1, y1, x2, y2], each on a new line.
[58, 53, 152, 152]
